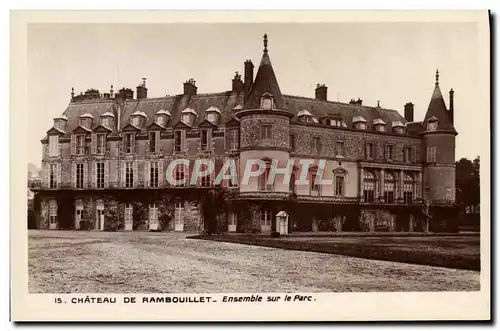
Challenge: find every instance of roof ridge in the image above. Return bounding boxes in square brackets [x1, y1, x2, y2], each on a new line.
[282, 94, 400, 113]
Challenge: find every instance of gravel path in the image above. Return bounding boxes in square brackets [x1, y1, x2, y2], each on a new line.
[28, 230, 480, 293]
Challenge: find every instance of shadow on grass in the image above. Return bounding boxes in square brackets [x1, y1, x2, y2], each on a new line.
[188, 235, 480, 271]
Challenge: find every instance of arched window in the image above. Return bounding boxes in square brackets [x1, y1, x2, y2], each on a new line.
[260, 93, 274, 110]
[427, 117, 438, 131]
[403, 173, 415, 204]
[259, 159, 272, 191]
[333, 168, 347, 197]
[384, 171, 396, 203]
[363, 170, 375, 203]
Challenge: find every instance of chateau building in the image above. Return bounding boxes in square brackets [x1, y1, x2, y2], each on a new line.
[34, 35, 458, 233]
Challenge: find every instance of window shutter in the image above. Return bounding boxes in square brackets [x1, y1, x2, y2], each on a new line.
[133, 160, 138, 187]
[121, 135, 126, 153]
[71, 135, 76, 155]
[44, 163, 49, 188]
[92, 162, 96, 188]
[224, 128, 229, 150]
[91, 133, 97, 154]
[131, 134, 136, 153]
[83, 162, 88, 188]
[208, 129, 213, 152]
[181, 130, 186, 152]
[121, 162, 126, 187]
[104, 161, 109, 187]
[158, 160, 164, 186]
[56, 163, 61, 188]
[145, 161, 150, 188]
[155, 131, 160, 153]
[72, 163, 76, 187]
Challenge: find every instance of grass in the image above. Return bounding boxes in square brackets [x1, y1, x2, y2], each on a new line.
[29, 230, 480, 293]
[190, 234, 480, 271]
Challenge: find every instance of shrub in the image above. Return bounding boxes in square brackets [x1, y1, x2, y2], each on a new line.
[271, 231, 281, 238]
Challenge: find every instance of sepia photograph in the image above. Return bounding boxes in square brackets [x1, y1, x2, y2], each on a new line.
[12, 10, 490, 321]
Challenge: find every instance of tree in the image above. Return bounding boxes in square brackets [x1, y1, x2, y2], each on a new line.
[455, 156, 480, 214]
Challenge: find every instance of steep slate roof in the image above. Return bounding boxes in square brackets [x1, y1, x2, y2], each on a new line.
[422, 70, 456, 132]
[61, 100, 118, 137]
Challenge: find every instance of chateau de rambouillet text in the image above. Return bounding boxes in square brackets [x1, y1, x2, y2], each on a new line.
[32, 34, 458, 234]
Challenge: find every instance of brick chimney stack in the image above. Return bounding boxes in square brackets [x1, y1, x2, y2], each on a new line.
[404, 102, 414, 122]
[244, 60, 254, 99]
[136, 78, 148, 99]
[232, 72, 244, 93]
[315, 84, 328, 101]
[183, 78, 197, 96]
[449, 89, 454, 124]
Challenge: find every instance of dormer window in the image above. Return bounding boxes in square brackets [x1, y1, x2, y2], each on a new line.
[53, 114, 67, 131]
[130, 111, 147, 128]
[155, 109, 171, 127]
[205, 106, 221, 124]
[100, 112, 114, 129]
[181, 108, 197, 126]
[392, 121, 405, 134]
[79, 113, 93, 129]
[48, 135, 59, 157]
[373, 118, 387, 132]
[132, 117, 140, 127]
[297, 110, 316, 124]
[352, 116, 367, 130]
[260, 93, 274, 110]
[427, 117, 438, 131]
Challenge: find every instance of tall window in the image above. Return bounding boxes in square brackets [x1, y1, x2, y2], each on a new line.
[366, 143, 374, 159]
[427, 120, 438, 131]
[385, 145, 394, 161]
[174, 131, 183, 152]
[76, 135, 85, 155]
[404, 146, 413, 163]
[228, 128, 239, 150]
[427, 146, 437, 163]
[49, 200, 57, 227]
[403, 173, 414, 204]
[310, 169, 320, 196]
[200, 130, 209, 151]
[363, 171, 375, 203]
[97, 134, 106, 154]
[76, 163, 84, 188]
[175, 165, 186, 187]
[150, 161, 159, 188]
[334, 175, 345, 196]
[445, 188, 452, 200]
[149, 204, 159, 228]
[49, 164, 57, 188]
[48, 136, 59, 157]
[289, 134, 296, 152]
[125, 162, 134, 188]
[96, 162, 105, 188]
[260, 209, 272, 227]
[311, 137, 321, 154]
[384, 172, 395, 203]
[123, 133, 134, 154]
[201, 175, 211, 187]
[207, 113, 216, 123]
[259, 160, 272, 191]
[336, 141, 345, 156]
[149, 131, 158, 153]
[261, 125, 272, 141]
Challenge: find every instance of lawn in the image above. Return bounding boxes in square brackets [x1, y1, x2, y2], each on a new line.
[191, 234, 480, 271]
[28, 230, 480, 293]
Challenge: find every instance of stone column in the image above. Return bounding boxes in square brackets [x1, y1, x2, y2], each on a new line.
[335, 216, 342, 232]
[360, 167, 364, 201]
[424, 217, 430, 232]
[409, 214, 415, 232]
[379, 169, 385, 201]
[312, 216, 318, 232]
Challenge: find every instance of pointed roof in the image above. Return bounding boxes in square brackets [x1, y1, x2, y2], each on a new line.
[423, 70, 456, 132]
[243, 34, 287, 110]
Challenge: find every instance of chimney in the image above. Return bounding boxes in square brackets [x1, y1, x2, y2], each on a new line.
[315, 84, 328, 101]
[136, 78, 148, 99]
[232, 72, 244, 93]
[449, 89, 454, 124]
[118, 88, 134, 100]
[183, 78, 197, 96]
[244, 60, 254, 97]
[404, 102, 414, 122]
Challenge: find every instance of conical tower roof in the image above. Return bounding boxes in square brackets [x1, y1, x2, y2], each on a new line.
[423, 70, 456, 133]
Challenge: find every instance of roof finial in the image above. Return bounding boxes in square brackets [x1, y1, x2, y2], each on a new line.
[377, 100, 380, 108]
[263, 33, 268, 53]
[71, 87, 75, 100]
[435, 69, 439, 86]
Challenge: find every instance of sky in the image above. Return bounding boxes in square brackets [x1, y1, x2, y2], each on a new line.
[27, 22, 480, 167]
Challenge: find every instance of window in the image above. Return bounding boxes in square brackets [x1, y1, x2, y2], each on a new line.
[149, 204, 159, 228]
[97, 134, 106, 154]
[76, 135, 85, 155]
[49, 164, 57, 188]
[175, 201, 184, 228]
[427, 120, 438, 131]
[357, 122, 367, 130]
[149, 131, 158, 153]
[228, 128, 239, 150]
[260, 209, 272, 227]
[201, 175, 211, 187]
[101, 117, 110, 128]
[404, 146, 413, 163]
[174, 131, 183, 152]
[261, 125, 272, 140]
[261, 96, 273, 110]
[384, 172, 395, 203]
[150, 161, 159, 188]
[201, 130, 209, 151]
[445, 189, 452, 200]
[48, 136, 59, 157]
[427, 146, 437, 163]
[335, 175, 345, 196]
[310, 171, 320, 196]
[385, 145, 394, 161]
[124, 204, 133, 228]
[311, 137, 321, 154]
[336, 141, 345, 156]
[96, 162, 105, 188]
[125, 162, 134, 188]
[363, 171, 375, 203]
[49, 200, 57, 226]
[132, 117, 140, 127]
[375, 124, 386, 132]
[289, 134, 296, 152]
[182, 114, 191, 124]
[123, 133, 134, 154]
[403, 173, 414, 204]
[76, 163, 84, 188]
[207, 113, 216, 123]
[366, 143, 374, 159]
[299, 116, 312, 124]
[156, 115, 164, 126]
[259, 161, 272, 191]
[175, 165, 186, 187]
